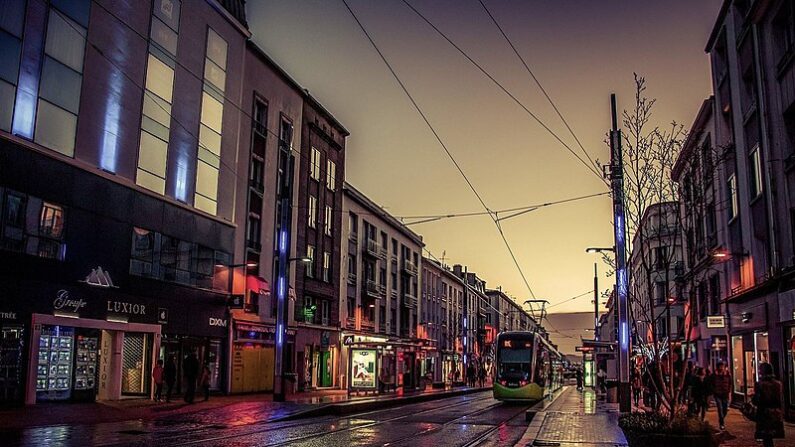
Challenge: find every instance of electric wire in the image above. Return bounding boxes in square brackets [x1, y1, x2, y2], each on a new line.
[399, 0, 606, 184]
[477, 0, 601, 174]
[340, 0, 538, 304]
[400, 191, 609, 226]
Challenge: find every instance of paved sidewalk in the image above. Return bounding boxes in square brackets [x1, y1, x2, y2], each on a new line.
[515, 387, 628, 447]
[0, 385, 488, 430]
[702, 401, 795, 446]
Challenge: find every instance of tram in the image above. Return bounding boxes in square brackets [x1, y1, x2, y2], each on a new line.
[493, 331, 564, 401]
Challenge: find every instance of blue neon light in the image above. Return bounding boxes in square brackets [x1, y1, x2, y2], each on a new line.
[12, 89, 36, 138]
[174, 154, 188, 202]
[278, 276, 285, 299]
[100, 93, 120, 172]
[277, 323, 283, 345]
[279, 230, 287, 253]
[621, 322, 628, 350]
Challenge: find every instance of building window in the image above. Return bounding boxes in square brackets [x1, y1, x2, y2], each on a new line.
[709, 274, 720, 315]
[348, 254, 356, 277]
[310, 147, 321, 180]
[194, 28, 228, 215]
[0, 0, 25, 132]
[39, 203, 64, 238]
[322, 251, 331, 282]
[321, 300, 330, 326]
[349, 212, 358, 236]
[306, 245, 315, 278]
[136, 0, 180, 194]
[324, 205, 332, 236]
[749, 146, 762, 199]
[326, 160, 336, 190]
[129, 226, 229, 290]
[35, 3, 90, 156]
[308, 195, 317, 228]
[728, 174, 738, 219]
[773, 0, 795, 65]
[655, 281, 666, 305]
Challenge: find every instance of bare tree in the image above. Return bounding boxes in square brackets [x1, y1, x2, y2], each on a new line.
[619, 74, 695, 419]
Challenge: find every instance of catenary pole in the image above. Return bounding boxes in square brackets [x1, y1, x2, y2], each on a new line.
[609, 94, 631, 412]
[594, 263, 599, 341]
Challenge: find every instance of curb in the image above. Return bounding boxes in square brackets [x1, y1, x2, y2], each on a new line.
[272, 387, 492, 422]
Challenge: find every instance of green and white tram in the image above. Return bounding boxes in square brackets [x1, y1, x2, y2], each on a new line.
[493, 331, 563, 401]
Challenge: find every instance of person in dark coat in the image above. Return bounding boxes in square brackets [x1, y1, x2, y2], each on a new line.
[752, 363, 785, 447]
[707, 361, 732, 430]
[183, 351, 199, 404]
[575, 367, 583, 391]
[689, 367, 708, 420]
[164, 356, 177, 403]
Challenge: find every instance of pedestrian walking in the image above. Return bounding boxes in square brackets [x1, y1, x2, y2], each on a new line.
[152, 359, 164, 402]
[596, 367, 607, 394]
[752, 362, 785, 447]
[183, 350, 199, 404]
[164, 355, 177, 403]
[707, 361, 732, 430]
[631, 368, 642, 407]
[689, 367, 708, 420]
[478, 364, 486, 388]
[199, 363, 212, 402]
[575, 367, 583, 391]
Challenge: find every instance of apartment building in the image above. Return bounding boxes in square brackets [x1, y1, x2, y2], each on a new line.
[339, 183, 424, 392]
[0, 0, 249, 404]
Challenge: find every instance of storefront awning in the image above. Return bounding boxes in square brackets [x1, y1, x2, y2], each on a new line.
[246, 275, 269, 294]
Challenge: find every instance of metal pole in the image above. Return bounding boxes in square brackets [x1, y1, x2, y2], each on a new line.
[610, 93, 631, 412]
[273, 146, 296, 402]
[594, 263, 599, 341]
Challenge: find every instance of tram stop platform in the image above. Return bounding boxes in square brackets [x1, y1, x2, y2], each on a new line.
[516, 386, 627, 447]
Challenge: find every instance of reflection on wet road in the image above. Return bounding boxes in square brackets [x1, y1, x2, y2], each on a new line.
[4, 391, 531, 447]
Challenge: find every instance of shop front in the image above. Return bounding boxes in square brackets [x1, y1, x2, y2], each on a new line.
[231, 321, 296, 394]
[0, 309, 24, 404]
[297, 328, 339, 391]
[728, 301, 771, 403]
[342, 333, 425, 394]
[3, 277, 230, 405]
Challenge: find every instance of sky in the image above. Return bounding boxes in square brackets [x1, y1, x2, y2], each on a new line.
[246, 0, 723, 317]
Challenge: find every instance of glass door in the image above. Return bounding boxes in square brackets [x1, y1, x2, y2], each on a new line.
[0, 325, 24, 403]
[122, 333, 152, 395]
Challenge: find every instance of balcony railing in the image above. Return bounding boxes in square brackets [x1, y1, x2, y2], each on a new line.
[366, 280, 386, 297]
[361, 318, 376, 330]
[365, 239, 380, 258]
[346, 317, 356, 329]
[390, 289, 398, 299]
[403, 294, 418, 308]
[402, 259, 418, 275]
[347, 272, 357, 285]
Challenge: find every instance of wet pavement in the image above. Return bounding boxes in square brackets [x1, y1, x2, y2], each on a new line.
[515, 387, 627, 447]
[3, 390, 532, 446]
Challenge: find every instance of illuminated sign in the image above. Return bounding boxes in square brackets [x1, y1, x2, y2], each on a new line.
[706, 316, 725, 328]
[351, 349, 377, 389]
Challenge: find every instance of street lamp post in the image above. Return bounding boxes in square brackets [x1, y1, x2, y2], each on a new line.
[586, 247, 615, 341]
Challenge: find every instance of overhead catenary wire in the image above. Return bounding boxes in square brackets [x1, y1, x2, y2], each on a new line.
[340, 0, 538, 305]
[399, 0, 607, 185]
[400, 191, 609, 226]
[477, 0, 600, 174]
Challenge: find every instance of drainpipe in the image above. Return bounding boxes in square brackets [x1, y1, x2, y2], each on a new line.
[752, 25, 779, 272]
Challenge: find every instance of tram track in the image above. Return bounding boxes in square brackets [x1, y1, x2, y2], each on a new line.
[166, 391, 497, 447]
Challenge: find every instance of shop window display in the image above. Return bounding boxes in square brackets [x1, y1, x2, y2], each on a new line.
[37, 325, 74, 401]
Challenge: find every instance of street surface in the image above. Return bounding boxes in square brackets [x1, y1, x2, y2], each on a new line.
[4, 391, 532, 447]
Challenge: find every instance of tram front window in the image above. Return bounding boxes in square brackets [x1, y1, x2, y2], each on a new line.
[498, 340, 533, 382]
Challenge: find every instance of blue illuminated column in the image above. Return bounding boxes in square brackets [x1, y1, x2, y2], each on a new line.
[609, 94, 631, 412]
[273, 147, 295, 402]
